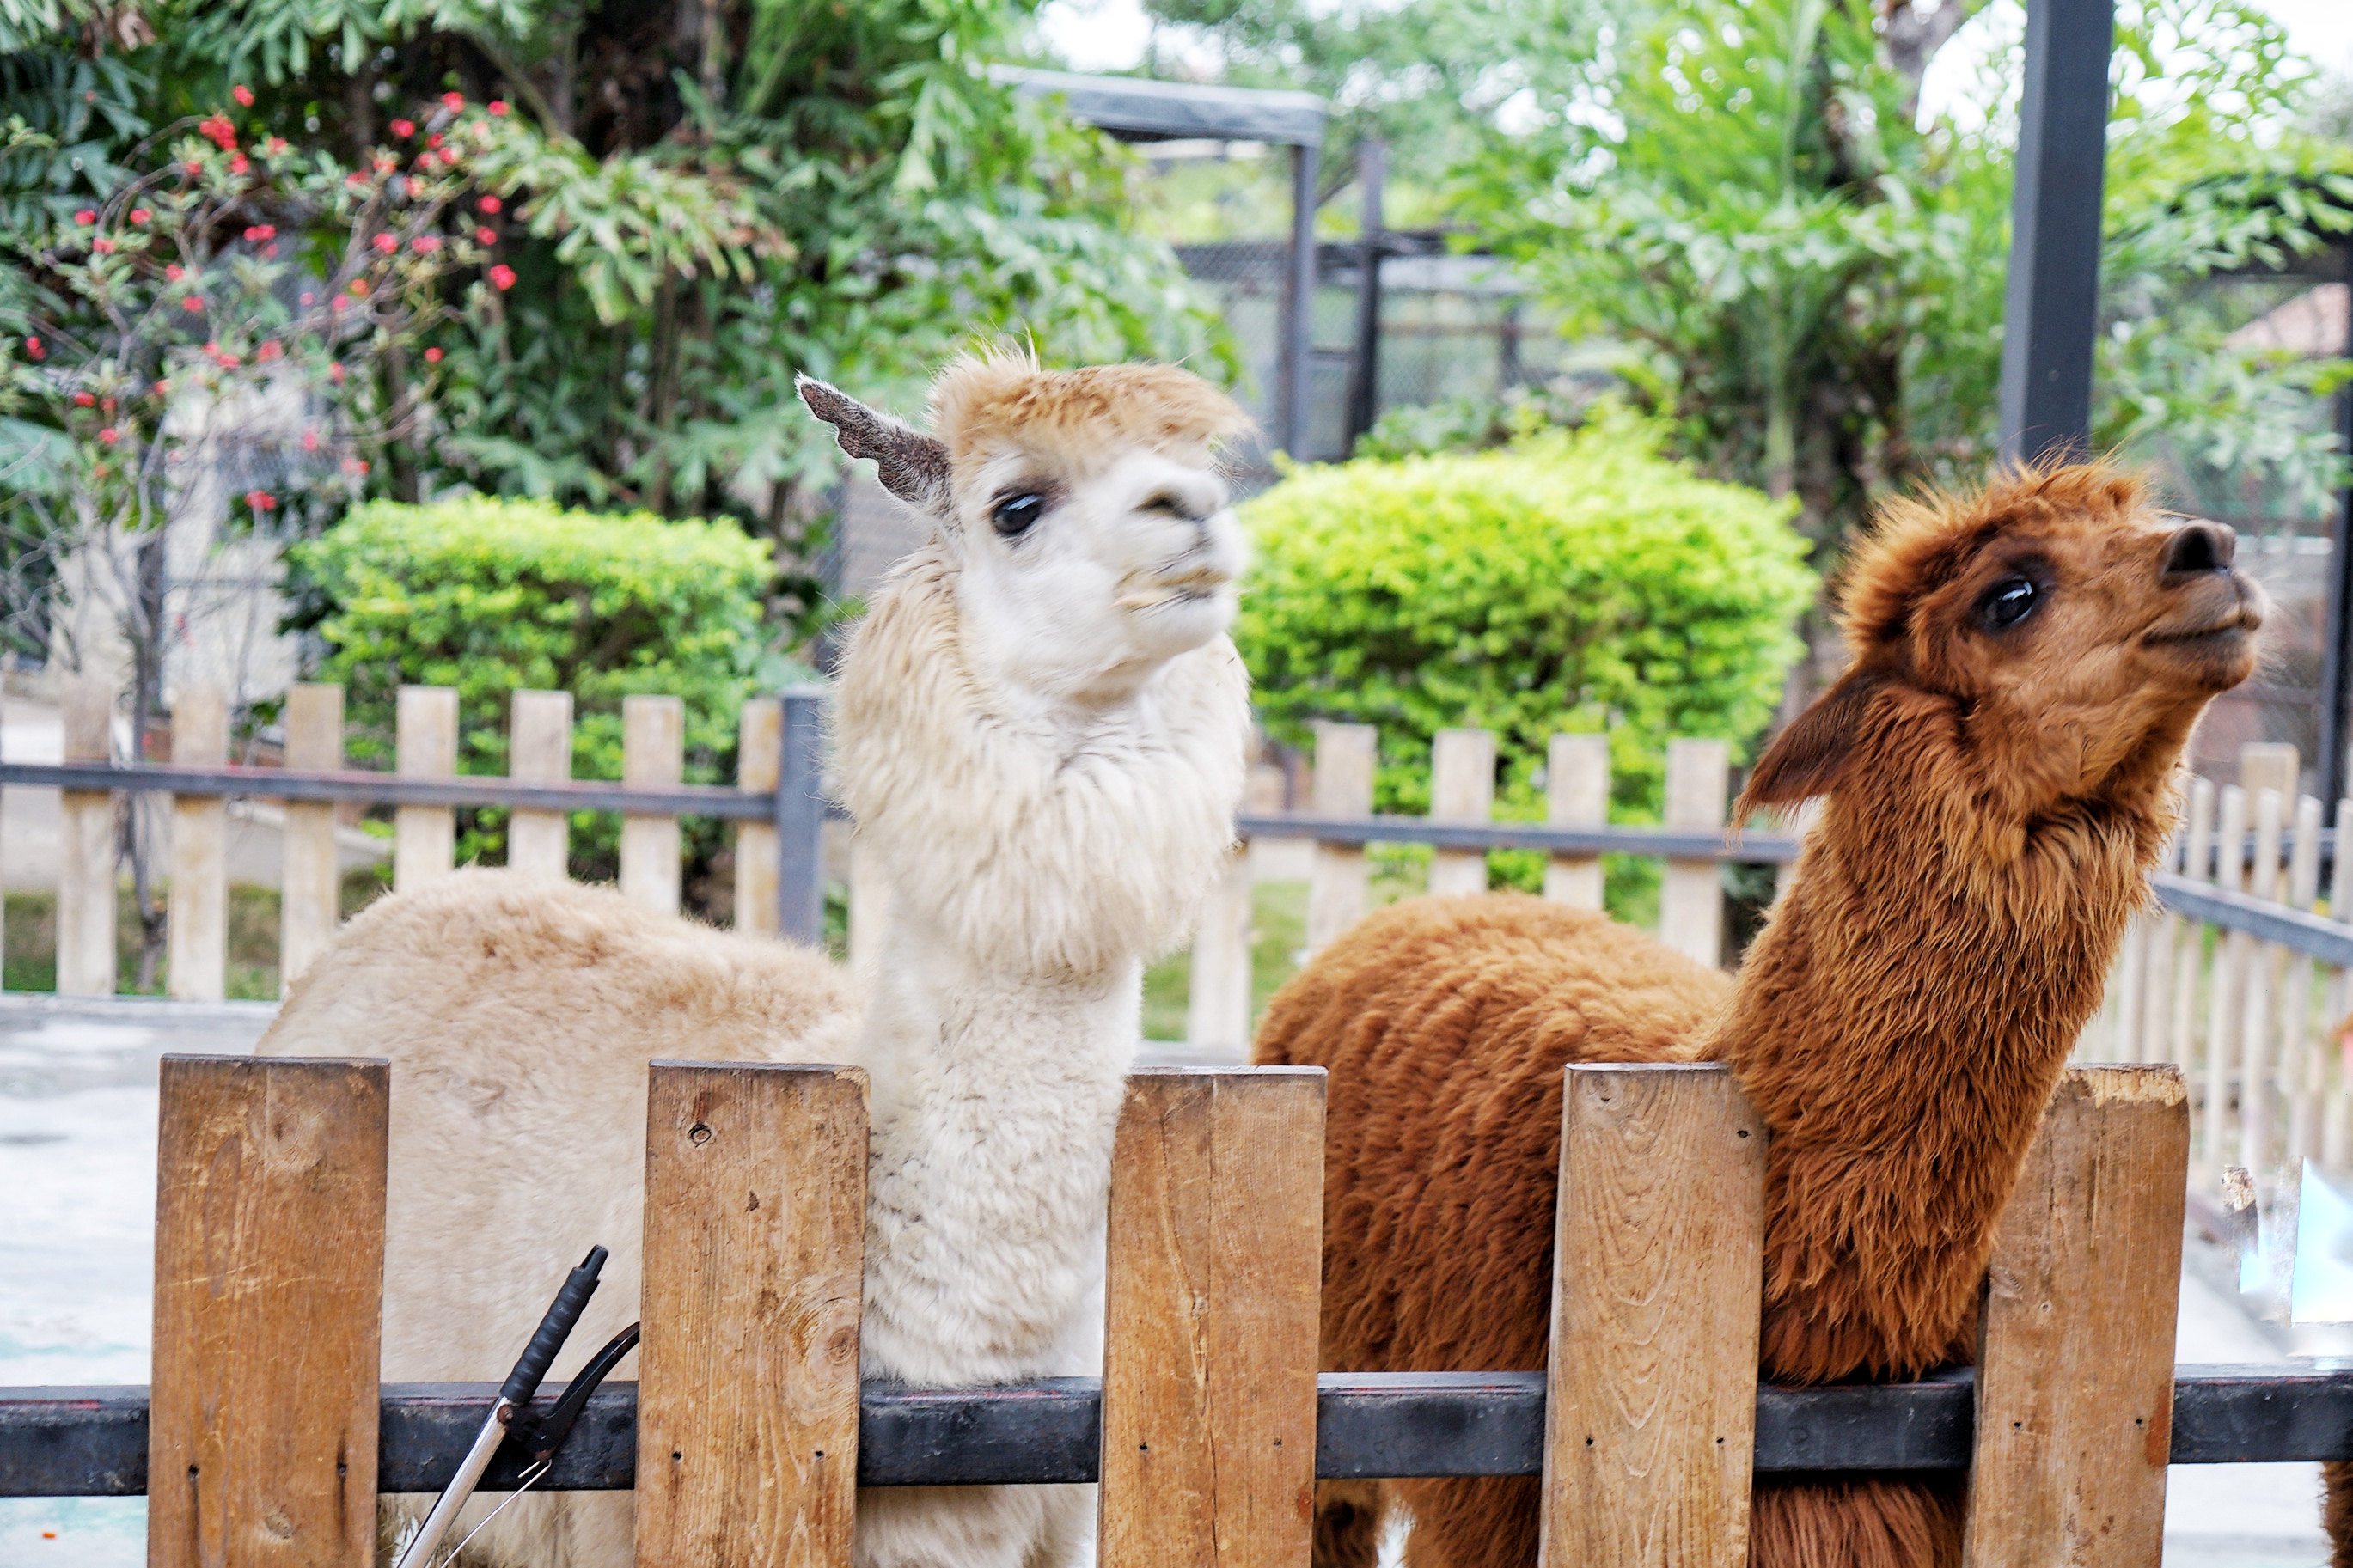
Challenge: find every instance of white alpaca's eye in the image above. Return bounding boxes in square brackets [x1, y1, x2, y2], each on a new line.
[992, 493, 1044, 539]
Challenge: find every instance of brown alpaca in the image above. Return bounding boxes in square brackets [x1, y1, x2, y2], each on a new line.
[1255, 462, 2261, 1568]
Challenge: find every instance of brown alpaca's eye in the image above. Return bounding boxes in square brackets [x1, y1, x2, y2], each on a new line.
[1981, 576, 2039, 631]
[992, 493, 1043, 539]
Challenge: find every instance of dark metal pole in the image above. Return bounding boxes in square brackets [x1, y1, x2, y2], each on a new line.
[775, 686, 828, 946]
[1345, 137, 1387, 451]
[2317, 243, 2353, 808]
[1285, 142, 1320, 458]
[1996, 0, 2117, 465]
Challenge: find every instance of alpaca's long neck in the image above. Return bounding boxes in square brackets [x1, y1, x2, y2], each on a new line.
[831, 546, 1250, 1388]
[1713, 705, 2176, 1384]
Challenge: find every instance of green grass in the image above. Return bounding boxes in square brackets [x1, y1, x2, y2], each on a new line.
[3, 869, 392, 998]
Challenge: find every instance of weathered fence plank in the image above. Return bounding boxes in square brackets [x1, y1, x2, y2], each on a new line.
[637, 1062, 868, 1568]
[393, 686, 459, 892]
[1960, 1065, 2188, 1567]
[1305, 724, 1376, 956]
[148, 1055, 388, 1568]
[1659, 740, 1729, 968]
[1544, 735, 1609, 911]
[508, 689, 574, 881]
[1099, 1067, 1323, 1568]
[735, 699, 782, 937]
[280, 684, 345, 989]
[1428, 729, 1496, 899]
[57, 674, 116, 998]
[622, 695, 685, 915]
[166, 686, 229, 1003]
[1537, 1063, 1766, 1568]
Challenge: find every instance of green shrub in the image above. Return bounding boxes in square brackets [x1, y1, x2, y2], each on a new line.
[286, 497, 803, 884]
[1235, 415, 1816, 885]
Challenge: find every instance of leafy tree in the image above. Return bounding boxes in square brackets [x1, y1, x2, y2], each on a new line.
[3, 0, 1229, 654]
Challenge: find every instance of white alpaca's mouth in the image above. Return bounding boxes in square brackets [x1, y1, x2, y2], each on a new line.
[1115, 567, 1231, 613]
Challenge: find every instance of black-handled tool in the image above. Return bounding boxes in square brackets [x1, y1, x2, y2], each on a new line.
[393, 1247, 627, 1568]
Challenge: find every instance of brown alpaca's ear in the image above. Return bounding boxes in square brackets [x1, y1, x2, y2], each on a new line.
[1738, 668, 1889, 813]
[797, 375, 955, 521]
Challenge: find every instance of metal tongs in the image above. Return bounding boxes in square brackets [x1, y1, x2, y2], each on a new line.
[393, 1246, 644, 1568]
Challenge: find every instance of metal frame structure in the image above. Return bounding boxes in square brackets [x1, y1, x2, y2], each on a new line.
[997, 68, 1327, 456]
[4, 1364, 2346, 1497]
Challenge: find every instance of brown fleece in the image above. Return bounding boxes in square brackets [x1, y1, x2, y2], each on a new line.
[1257, 462, 2263, 1568]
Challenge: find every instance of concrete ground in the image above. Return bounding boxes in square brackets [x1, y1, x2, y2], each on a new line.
[0, 995, 2335, 1565]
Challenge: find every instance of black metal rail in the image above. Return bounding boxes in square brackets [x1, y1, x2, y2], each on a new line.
[3, 1365, 2344, 1498]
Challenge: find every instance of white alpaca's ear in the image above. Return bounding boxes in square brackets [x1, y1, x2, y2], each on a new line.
[798, 375, 954, 522]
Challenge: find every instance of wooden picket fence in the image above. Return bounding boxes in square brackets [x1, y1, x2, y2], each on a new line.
[2081, 740, 2353, 1196]
[12, 674, 830, 998]
[5, 1051, 2327, 1567]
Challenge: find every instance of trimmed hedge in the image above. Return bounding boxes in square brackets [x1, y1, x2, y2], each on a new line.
[285, 497, 798, 883]
[1235, 417, 1815, 835]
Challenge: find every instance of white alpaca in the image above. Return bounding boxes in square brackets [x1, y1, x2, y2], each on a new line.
[254, 352, 1256, 1568]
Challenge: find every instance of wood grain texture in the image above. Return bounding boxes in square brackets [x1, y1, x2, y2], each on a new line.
[58, 673, 117, 998]
[621, 695, 685, 913]
[148, 1055, 388, 1568]
[278, 685, 344, 990]
[1427, 729, 1496, 900]
[167, 686, 229, 1003]
[736, 699, 782, 937]
[1537, 1063, 1765, 1568]
[1187, 851, 1255, 1059]
[392, 686, 458, 893]
[1100, 1067, 1324, 1568]
[1960, 1065, 2190, 1568]
[507, 689, 574, 880]
[1543, 734, 1609, 910]
[1658, 740, 1728, 968]
[637, 1062, 868, 1568]
[1305, 724, 1375, 955]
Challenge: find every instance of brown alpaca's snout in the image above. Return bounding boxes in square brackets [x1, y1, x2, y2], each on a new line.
[2142, 516, 2264, 690]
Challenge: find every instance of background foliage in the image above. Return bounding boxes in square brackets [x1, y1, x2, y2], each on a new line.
[288, 496, 791, 886]
[1236, 415, 1817, 827]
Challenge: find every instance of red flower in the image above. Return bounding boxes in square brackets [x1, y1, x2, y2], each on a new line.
[489, 264, 516, 290]
[416, 151, 440, 170]
[329, 363, 346, 383]
[73, 391, 95, 406]
[92, 238, 114, 253]
[130, 209, 150, 224]
[153, 379, 169, 394]
[390, 119, 416, 138]
[199, 114, 236, 150]
[243, 224, 276, 242]
[232, 84, 254, 107]
[100, 427, 119, 443]
[24, 337, 43, 360]
[181, 296, 204, 312]
[347, 278, 368, 296]
[442, 91, 465, 111]
[184, 160, 203, 175]
[263, 243, 278, 258]
[488, 100, 510, 117]
[427, 132, 443, 149]
[476, 226, 498, 246]
[374, 156, 397, 174]
[229, 154, 248, 175]
[346, 172, 368, 186]
[411, 235, 441, 253]
[298, 291, 314, 305]
[244, 490, 275, 511]
[73, 209, 95, 224]
[266, 137, 288, 156]
[256, 341, 282, 363]
[478, 195, 502, 214]
[165, 264, 183, 280]
[424, 346, 443, 363]
[372, 232, 397, 253]
[100, 397, 113, 412]
[302, 429, 320, 452]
